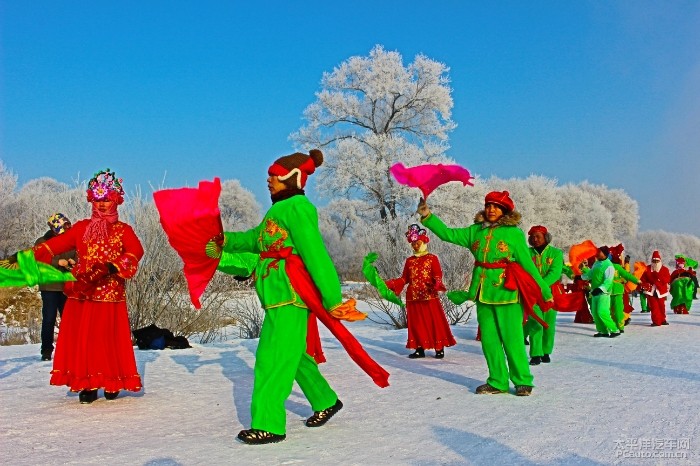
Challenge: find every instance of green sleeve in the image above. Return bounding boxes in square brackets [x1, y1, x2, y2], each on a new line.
[222, 225, 262, 254]
[615, 263, 640, 284]
[421, 213, 473, 250]
[289, 199, 343, 309]
[542, 247, 564, 287]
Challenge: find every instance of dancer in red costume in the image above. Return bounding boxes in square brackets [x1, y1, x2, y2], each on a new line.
[33, 169, 144, 403]
[385, 224, 456, 359]
[639, 250, 671, 327]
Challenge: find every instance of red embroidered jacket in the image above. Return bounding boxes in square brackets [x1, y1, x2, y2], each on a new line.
[385, 253, 447, 302]
[33, 219, 143, 302]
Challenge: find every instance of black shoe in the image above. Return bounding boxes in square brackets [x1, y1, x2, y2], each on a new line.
[237, 429, 286, 445]
[529, 356, 542, 366]
[78, 389, 98, 404]
[408, 348, 425, 359]
[593, 333, 606, 337]
[104, 391, 120, 400]
[475, 383, 506, 395]
[618, 328, 624, 333]
[609, 332, 620, 338]
[434, 349, 444, 359]
[306, 399, 343, 427]
[624, 318, 630, 326]
[515, 385, 533, 396]
[661, 321, 669, 325]
[41, 353, 52, 361]
[541, 354, 551, 363]
[650, 323, 659, 327]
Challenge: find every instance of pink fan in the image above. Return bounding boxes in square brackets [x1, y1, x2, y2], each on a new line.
[153, 178, 223, 309]
[390, 163, 474, 199]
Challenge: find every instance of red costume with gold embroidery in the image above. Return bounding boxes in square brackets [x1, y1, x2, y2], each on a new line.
[34, 219, 144, 392]
[32, 169, 144, 400]
[386, 239, 456, 353]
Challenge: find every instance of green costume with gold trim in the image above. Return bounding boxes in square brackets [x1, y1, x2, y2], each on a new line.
[422, 210, 552, 391]
[611, 263, 639, 330]
[222, 194, 340, 435]
[524, 244, 563, 359]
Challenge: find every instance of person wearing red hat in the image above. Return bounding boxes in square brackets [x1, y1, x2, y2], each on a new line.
[32, 169, 144, 403]
[581, 246, 620, 337]
[608, 244, 640, 332]
[669, 256, 693, 314]
[385, 224, 456, 359]
[524, 225, 563, 365]
[639, 251, 671, 326]
[417, 191, 553, 396]
[212, 149, 386, 444]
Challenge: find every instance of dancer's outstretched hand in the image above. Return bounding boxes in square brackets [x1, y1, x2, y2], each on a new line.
[416, 197, 431, 219]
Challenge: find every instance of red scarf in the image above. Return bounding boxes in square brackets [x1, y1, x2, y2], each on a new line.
[83, 203, 119, 243]
[260, 247, 390, 388]
[475, 260, 552, 328]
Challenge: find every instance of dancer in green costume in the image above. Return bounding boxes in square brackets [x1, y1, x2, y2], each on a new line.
[581, 246, 620, 337]
[524, 225, 563, 365]
[608, 245, 639, 332]
[213, 149, 372, 444]
[418, 191, 552, 396]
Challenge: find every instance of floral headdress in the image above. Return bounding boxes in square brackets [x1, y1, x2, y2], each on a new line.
[405, 223, 429, 243]
[86, 168, 124, 204]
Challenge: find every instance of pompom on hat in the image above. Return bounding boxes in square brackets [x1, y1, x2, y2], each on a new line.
[405, 223, 429, 244]
[268, 149, 323, 189]
[86, 168, 124, 204]
[484, 190, 515, 212]
[47, 213, 71, 235]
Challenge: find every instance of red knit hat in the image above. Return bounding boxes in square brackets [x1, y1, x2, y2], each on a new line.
[268, 149, 323, 189]
[609, 243, 624, 260]
[651, 250, 661, 261]
[527, 225, 547, 236]
[485, 191, 515, 212]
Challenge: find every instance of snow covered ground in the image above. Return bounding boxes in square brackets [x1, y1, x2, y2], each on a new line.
[1, 300, 699, 465]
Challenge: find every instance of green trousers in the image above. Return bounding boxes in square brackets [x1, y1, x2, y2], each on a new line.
[477, 302, 533, 391]
[525, 305, 557, 357]
[250, 305, 337, 435]
[590, 294, 618, 334]
[610, 294, 626, 330]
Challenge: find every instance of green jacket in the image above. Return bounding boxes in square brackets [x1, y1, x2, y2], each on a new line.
[582, 258, 614, 293]
[611, 263, 639, 296]
[422, 211, 552, 304]
[222, 195, 342, 310]
[529, 244, 564, 287]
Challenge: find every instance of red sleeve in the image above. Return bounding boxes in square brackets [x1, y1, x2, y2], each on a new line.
[32, 222, 83, 264]
[431, 255, 447, 292]
[112, 224, 144, 279]
[385, 258, 410, 295]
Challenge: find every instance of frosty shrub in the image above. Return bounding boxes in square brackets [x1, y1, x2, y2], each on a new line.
[223, 291, 265, 339]
[0, 287, 42, 345]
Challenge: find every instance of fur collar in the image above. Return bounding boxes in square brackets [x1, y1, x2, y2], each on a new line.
[474, 209, 521, 228]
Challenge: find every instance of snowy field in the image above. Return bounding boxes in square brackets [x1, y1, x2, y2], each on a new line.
[1, 300, 699, 465]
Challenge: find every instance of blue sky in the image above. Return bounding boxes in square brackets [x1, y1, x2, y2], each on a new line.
[1, 1, 699, 235]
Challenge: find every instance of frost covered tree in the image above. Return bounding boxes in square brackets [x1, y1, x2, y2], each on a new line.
[292, 45, 456, 220]
[218, 179, 262, 230]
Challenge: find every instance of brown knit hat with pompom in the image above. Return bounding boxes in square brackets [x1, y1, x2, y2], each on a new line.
[268, 149, 323, 189]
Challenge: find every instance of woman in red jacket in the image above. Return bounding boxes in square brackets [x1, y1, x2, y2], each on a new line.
[386, 224, 456, 359]
[33, 169, 144, 403]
